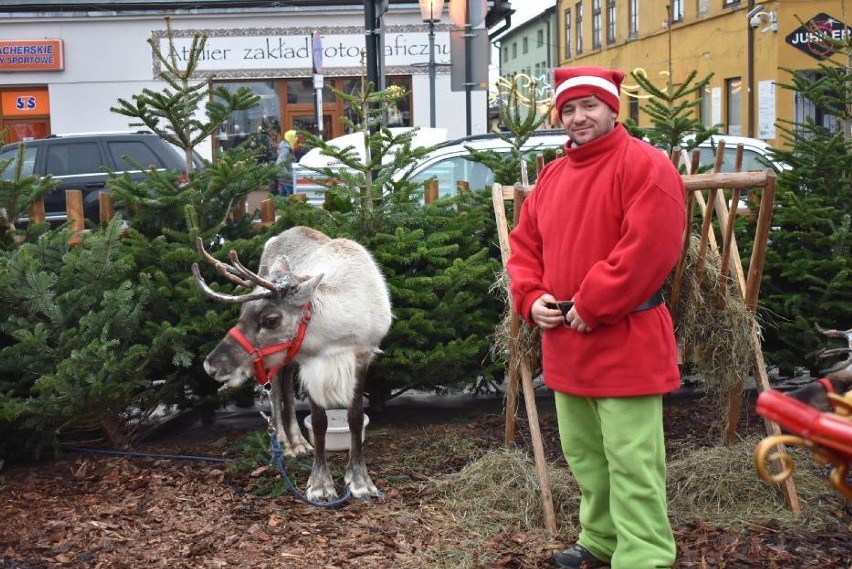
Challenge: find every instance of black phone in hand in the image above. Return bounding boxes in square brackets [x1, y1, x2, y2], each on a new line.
[545, 300, 574, 322]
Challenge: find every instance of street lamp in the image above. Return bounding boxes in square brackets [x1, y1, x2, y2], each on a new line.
[418, 0, 445, 128]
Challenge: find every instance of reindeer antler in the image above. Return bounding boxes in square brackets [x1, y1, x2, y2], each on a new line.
[191, 263, 277, 303]
[192, 237, 279, 303]
[195, 237, 254, 288]
[227, 250, 279, 291]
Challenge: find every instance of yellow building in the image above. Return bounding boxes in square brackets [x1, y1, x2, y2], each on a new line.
[554, 0, 848, 146]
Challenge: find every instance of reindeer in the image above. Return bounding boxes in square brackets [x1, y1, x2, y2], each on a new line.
[191, 226, 392, 501]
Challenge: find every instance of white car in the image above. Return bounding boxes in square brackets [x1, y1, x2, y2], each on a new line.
[691, 134, 786, 174]
[293, 127, 449, 205]
[293, 128, 569, 206]
[395, 130, 569, 199]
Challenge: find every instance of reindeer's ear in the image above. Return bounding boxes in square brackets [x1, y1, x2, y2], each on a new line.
[268, 256, 290, 277]
[288, 273, 323, 306]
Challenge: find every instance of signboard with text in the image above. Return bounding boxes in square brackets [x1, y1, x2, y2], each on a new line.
[0, 40, 64, 72]
[785, 13, 850, 61]
[158, 30, 450, 73]
[1, 90, 51, 116]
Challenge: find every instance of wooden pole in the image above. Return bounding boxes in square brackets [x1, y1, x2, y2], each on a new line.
[28, 199, 45, 225]
[99, 193, 114, 224]
[66, 190, 84, 246]
[519, 358, 558, 536]
[259, 199, 276, 226]
[424, 179, 439, 204]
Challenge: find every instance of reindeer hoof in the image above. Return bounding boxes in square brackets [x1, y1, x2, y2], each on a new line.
[346, 468, 382, 499]
[306, 485, 339, 502]
[277, 433, 313, 458]
[306, 471, 338, 502]
[349, 483, 383, 500]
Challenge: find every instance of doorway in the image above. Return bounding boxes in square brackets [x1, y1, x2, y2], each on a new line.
[3, 119, 50, 143]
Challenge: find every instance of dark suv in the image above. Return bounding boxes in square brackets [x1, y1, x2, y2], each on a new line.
[0, 131, 197, 225]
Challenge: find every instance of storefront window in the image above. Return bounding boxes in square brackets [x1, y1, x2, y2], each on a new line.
[342, 76, 412, 132]
[213, 75, 413, 150]
[215, 80, 280, 162]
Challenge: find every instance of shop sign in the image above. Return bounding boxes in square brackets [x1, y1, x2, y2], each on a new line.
[158, 30, 450, 73]
[785, 13, 850, 60]
[1, 90, 51, 116]
[0, 40, 64, 72]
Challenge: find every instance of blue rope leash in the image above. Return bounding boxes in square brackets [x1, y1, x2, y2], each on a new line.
[267, 430, 352, 509]
[62, 446, 232, 463]
[63, 436, 352, 509]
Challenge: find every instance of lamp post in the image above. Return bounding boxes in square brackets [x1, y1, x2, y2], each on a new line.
[418, 0, 445, 128]
[449, 0, 486, 136]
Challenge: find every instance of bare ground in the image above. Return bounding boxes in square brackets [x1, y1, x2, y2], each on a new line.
[1, 390, 850, 569]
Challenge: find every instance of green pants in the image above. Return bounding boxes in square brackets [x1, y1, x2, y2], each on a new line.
[554, 392, 676, 569]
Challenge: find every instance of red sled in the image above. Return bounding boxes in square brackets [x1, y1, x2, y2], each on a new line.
[756, 389, 852, 461]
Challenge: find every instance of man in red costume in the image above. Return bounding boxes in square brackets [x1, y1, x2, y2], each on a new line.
[507, 66, 686, 568]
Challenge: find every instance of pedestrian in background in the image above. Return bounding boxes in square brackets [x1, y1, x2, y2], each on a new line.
[275, 130, 296, 196]
[506, 66, 686, 569]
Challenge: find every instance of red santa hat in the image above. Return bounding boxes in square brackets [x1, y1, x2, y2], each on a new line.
[553, 66, 625, 117]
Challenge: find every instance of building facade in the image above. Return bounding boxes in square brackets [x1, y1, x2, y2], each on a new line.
[498, 6, 558, 84]
[492, 5, 558, 128]
[553, 0, 848, 145]
[0, 0, 513, 159]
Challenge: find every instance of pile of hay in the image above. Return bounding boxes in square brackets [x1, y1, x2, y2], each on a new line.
[669, 233, 759, 428]
[410, 447, 577, 568]
[667, 435, 847, 529]
[405, 439, 846, 567]
[490, 271, 541, 375]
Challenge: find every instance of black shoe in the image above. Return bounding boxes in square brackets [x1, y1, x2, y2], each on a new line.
[551, 544, 607, 568]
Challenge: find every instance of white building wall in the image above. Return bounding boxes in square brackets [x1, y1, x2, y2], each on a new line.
[0, 7, 487, 157]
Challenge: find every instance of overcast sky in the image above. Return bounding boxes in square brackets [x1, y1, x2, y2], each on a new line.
[488, 0, 557, 89]
[508, 0, 556, 30]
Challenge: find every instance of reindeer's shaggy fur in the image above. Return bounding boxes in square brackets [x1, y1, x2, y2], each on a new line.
[199, 226, 392, 501]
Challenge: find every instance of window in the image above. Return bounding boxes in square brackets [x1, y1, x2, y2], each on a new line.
[107, 141, 162, 171]
[523, 37, 529, 54]
[723, 0, 738, 6]
[512, 42, 517, 58]
[46, 142, 101, 177]
[726, 77, 742, 136]
[794, 71, 841, 134]
[607, 0, 616, 43]
[0, 146, 36, 179]
[575, 2, 583, 55]
[699, 85, 713, 128]
[672, 0, 684, 21]
[503, 46, 509, 62]
[537, 29, 544, 47]
[592, 0, 602, 49]
[629, 97, 639, 123]
[628, 0, 639, 37]
[564, 9, 572, 58]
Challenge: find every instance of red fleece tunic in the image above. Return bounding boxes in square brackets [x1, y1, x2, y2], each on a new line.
[507, 124, 685, 397]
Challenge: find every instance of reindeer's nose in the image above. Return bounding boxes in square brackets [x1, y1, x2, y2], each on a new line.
[202, 358, 220, 380]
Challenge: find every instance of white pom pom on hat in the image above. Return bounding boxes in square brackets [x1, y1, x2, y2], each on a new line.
[553, 66, 625, 117]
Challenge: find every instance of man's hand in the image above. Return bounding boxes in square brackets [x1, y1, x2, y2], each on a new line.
[531, 294, 592, 333]
[531, 294, 563, 329]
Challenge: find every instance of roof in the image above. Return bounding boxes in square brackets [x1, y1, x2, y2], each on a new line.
[4, 0, 514, 28]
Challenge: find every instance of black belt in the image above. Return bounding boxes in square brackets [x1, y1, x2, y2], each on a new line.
[633, 289, 665, 311]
